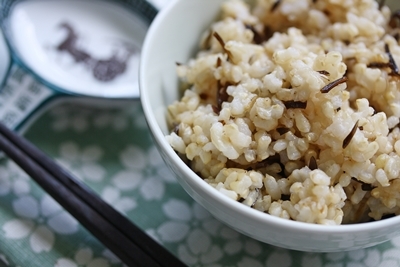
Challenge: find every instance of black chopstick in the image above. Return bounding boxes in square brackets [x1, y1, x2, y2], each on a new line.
[0, 122, 186, 267]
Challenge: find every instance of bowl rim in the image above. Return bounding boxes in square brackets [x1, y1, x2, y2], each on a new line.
[139, 0, 400, 235]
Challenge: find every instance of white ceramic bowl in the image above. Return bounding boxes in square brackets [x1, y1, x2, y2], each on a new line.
[140, 0, 400, 252]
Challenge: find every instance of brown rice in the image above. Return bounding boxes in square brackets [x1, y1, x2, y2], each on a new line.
[166, 0, 400, 225]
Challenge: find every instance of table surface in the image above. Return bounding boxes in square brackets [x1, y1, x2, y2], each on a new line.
[2, 0, 400, 266]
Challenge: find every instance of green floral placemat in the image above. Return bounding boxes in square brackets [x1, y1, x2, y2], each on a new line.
[0, 99, 400, 267]
[1, 1, 400, 265]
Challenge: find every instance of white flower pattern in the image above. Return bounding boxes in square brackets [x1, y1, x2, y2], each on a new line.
[92, 112, 129, 131]
[2, 195, 79, 253]
[100, 186, 137, 214]
[152, 198, 267, 266]
[55, 142, 106, 183]
[50, 105, 92, 132]
[0, 161, 30, 197]
[50, 103, 145, 132]
[55, 248, 110, 267]
[147, 199, 262, 266]
[323, 247, 386, 267]
[110, 145, 176, 201]
[153, 199, 226, 266]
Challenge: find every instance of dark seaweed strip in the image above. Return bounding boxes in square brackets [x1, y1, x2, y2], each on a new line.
[281, 194, 290, 201]
[342, 120, 359, 149]
[204, 31, 213, 49]
[238, 154, 282, 172]
[212, 105, 220, 115]
[172, 123, 179, 135]
[361, 184, 374, 191]
[370, 45, 400, 76]
[213, 32, 234, 62]
[271, 0, 281, 12]
[351, 177, 374, 192]
[213, 32, 225, 48]
[392, 11, 400, 21]
[217, 81, 230, 111]
[251, 188, 260, 207]
[394, 33, 400, 42]
[263, 26, 274, 43]
[245, 24, 273, 44]
[385, 43, 400, 74]
[276, 127, 290, 135]
[283, 100, 307, 109]
[245, 25, 261, 44]
[320, 76, 348, 93]
[199, 93, 208, 100]
[367, 62, 393, 69]
[389, 72, 400, 78]
[213, 81, 223, 115]
[260, 154, 281, 167]
[389, 10, 400, 28]
[323, 10, 331, 16]
[308, 156, 318, 170]
[216, 57, 222, 68]
[317, 70, 330, 76]
[214, 80, 234, 115]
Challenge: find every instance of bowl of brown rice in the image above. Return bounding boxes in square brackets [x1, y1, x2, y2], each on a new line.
[140, 0, 400, 252]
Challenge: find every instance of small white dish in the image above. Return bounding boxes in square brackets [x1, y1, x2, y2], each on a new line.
[0, 0, 156, 130]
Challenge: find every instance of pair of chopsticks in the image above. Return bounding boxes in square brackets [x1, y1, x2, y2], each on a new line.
[0, 122, 186, 267]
